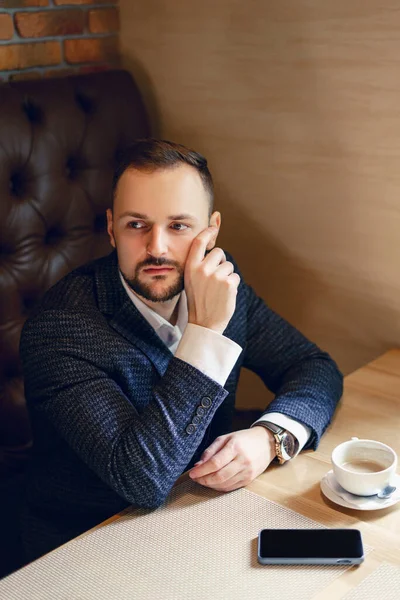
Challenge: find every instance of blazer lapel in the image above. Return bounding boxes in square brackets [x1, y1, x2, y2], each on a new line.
[110, 302, 173, 377]
[94, 251, 173, 377]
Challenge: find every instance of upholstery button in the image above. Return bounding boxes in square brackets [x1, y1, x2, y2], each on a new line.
[65, 160, 74, 179]
[45, 227, 63, 246]
[186, 424, 196, 435]
[0, 243, 13, 256]
[22, 295, 38, 314]
[200, 396, 212, 408]
[196, 406, 206, 417]
[75, 92, 94, 115]
[66, 156, 84, 180]
[192, 415, 202, 425]
[9, 172, 25, 197]
[22, 99, 43, 124]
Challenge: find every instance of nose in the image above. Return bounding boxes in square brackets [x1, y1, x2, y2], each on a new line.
[146, 225, 168, 258]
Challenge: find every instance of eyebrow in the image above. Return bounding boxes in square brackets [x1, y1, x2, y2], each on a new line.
[118, 211, 198, 222]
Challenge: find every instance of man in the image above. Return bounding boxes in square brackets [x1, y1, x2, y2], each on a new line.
[19, 139, 343, 562]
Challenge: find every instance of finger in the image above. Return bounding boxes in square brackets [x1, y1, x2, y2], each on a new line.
[195, 434, 230, 466]
[192, 457, 241, 487]
[227, 272, 241, 287]
[202, 247, 226, 270]
[189, 438, 236, 478]
[196, 435, 229, 465]
[186, 227, 218, 266]
[214, 261, 234, 278]
[197, 471, 248, 493]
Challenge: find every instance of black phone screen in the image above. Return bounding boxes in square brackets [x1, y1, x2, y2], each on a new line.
[259, 528, 364, 559]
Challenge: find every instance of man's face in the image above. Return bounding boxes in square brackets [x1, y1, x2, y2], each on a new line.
[107, 164, 216, 303]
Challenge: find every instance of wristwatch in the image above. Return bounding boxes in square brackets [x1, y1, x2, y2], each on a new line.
[257, 422, 299, 464]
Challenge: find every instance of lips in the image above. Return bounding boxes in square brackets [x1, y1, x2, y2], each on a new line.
[143, 267, 174, 274]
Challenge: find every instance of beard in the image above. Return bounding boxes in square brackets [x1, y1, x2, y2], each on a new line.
[120, 256, 184, 303]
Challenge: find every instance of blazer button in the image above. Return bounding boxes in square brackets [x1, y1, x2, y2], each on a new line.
[200, 396, 212, 408]
[186, 423, 197, 435]
[196, 406, 206, 417]
[192, 415, 202, 425]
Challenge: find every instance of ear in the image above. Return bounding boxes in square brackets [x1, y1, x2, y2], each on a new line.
[206, 212, 221, 251]
[106, 208, 116, 248]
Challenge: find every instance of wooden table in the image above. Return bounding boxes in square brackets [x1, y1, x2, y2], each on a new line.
[246, 348, 400, 598]
[4, 349, 400, 599]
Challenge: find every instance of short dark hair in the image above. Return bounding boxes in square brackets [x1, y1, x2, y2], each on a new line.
[112, 139, 214, 215]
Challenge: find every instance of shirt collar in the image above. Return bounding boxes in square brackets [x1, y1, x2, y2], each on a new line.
[118, 271, 188, 335]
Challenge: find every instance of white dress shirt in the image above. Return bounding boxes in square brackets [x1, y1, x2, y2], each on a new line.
[119, 273, 311, 455]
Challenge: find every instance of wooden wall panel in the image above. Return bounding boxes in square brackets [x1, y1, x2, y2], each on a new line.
[120, 1, 400, 409]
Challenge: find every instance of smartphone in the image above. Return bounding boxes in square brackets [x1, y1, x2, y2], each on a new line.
[257, 528, 364, 565]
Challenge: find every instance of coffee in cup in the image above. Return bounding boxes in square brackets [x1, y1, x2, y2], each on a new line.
[331, 438, 397, 497]
[341, 459, 386, 474]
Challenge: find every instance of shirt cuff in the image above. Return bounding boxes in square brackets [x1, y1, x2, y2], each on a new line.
[175, 323, 243, 387]
[252, 412, 311, 456]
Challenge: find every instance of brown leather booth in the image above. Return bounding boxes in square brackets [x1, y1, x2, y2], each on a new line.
[0, 70, 150, 576]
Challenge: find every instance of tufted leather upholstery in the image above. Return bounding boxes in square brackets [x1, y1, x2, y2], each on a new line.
[0, 70, 150, 479]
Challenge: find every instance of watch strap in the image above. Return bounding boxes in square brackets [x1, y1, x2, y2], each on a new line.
[256, 421, 299, 463]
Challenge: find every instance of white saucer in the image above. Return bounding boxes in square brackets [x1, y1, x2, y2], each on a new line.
[321, 470, 400, 511]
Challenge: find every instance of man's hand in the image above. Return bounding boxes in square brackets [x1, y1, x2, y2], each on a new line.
[189, 426, 277, 492]
[184, 227, 240, 335]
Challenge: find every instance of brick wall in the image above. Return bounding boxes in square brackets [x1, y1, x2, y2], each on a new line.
[0, 0, 120, 82]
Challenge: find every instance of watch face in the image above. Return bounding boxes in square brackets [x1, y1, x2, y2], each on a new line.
[281, 431, 298, 460]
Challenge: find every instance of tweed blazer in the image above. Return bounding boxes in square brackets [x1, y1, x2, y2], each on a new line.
[19, 250, 343, 560]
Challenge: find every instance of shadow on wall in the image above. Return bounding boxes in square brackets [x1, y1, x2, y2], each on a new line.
[215, 188, 396, 408]
[124, 57, 163, 137]
[212, 184, 329, 410]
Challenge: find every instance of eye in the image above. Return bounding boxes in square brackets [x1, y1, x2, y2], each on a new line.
[127, 221, 145, 229]
[171, 223, 189, 231]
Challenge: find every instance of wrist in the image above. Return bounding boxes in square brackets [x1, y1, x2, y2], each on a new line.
[255, 422, 299, 463]
[187, 320, 225, 335]
[252, 425, 277, 461]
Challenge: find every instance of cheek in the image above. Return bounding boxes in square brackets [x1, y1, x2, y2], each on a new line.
[114, 233, 145, 269]
[177, 236, 197, 265]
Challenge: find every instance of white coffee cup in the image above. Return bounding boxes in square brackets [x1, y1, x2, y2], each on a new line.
[331, 437, 397, 497]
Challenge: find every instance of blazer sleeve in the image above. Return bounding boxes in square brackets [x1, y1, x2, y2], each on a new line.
[241, 282, 343, 448]
[20, 309, 228, 509]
